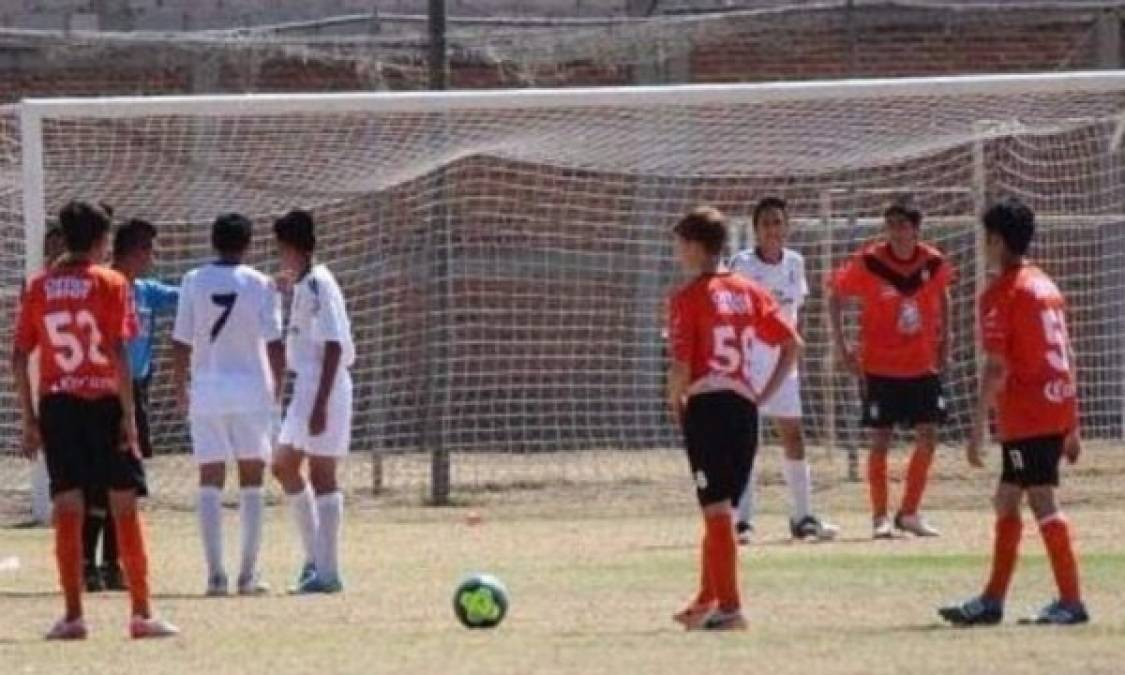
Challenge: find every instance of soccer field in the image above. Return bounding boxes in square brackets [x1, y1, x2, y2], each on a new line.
[2, 447, 1123, 674]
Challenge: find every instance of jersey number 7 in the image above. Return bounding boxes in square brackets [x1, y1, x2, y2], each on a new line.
[210, 293, 238, 341]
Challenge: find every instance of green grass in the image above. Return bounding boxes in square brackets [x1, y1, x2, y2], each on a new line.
[2, 502, 1124, 675]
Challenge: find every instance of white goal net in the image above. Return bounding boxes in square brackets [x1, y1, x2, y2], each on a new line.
[2, 71, 1125, 506]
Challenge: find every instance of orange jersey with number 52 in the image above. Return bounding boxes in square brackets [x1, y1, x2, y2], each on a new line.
[668, 272, 798, 402]
[15, 261, 137, 400]
[979, 263, 1077, 442]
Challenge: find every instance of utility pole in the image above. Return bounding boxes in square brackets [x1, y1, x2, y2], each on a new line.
[426, 0, 452, 505]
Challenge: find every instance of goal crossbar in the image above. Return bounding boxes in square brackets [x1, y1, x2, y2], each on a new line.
[17, 70, 1125, 120]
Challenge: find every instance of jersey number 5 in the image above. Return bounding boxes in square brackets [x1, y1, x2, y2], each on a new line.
[44, 309, 109, 373]
[210, 293, 238, 341]
[709, 325, 755, 378]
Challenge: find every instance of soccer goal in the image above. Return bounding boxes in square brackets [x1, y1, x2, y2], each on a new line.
[3, 71, 1125, 505]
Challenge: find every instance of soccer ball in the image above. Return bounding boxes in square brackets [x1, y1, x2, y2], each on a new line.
[452, 573, 509, 629]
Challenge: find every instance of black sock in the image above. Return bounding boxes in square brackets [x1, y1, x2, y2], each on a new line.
[102, 513, 118, 568]
[82, 512, 105, 569]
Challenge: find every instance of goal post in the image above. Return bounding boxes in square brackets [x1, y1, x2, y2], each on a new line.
[7, 70, 1125, 505]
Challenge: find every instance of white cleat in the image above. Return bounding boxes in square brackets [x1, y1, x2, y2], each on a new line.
[237, 573, 271, 596]
[873, 515, 894, 539]
[895, 512, 940, 537]
[790, 515, 840, 541]
[130, 615, 180, 639]
[205, 573, 229, 597]
[44, 617, 88, 641]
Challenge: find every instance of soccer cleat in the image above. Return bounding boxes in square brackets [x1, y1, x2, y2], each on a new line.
[938, 596, 1003, 626]
[693, 609, 749, 632]
[673, 601, 716, 629]
[84, 564, 105, 592]
[290, 573, 344, 595]
[872, 516, 894, 539]
[790, 515, 839, 541]
[44, 617, 88, 641]
[736, 521, 754, 546]
[205, 572, 229, 597]
[129, 616, 180, 639]
[1018, 600, 1089, 626]
[101, 563, 128, 591]
[296, 561, 317, 587]
[895, 512, 940, 537]
[237, 573, 271, 596]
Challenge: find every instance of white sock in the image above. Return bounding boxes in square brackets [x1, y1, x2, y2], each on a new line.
[287, 484, 319, 567]
[197, 486, 224, 578]
[314, 492, 343, 582]
[239, 487, 265, 581]
[736, 464, 757, 525]
[783, 458, 812, 521]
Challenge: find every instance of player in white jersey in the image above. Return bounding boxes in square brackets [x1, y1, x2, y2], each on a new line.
[171, 213, 285, 596]
[270, 210, 355, 594]
[728, 197, 839, 543]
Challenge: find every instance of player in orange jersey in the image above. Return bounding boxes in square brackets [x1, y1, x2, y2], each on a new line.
[12, 201, 178, 640]
[939, 197, 1087, 626]
[828, 201, 954, 538]
[666, 207, 803, 631]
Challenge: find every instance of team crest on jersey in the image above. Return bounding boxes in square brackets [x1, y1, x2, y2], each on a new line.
[897, 299, 921, 335]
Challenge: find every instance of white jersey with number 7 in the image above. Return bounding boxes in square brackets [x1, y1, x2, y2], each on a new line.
[172, 262, 283, 416]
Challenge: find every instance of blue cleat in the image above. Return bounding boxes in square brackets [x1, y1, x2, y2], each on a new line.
[290, 574, 343, 595]
[938, 596, 1003, 626]
[1019, 600, 1089, 626]
[295, 561, 317, 588]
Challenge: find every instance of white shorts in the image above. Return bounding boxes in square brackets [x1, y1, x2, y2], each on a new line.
[190, 412, 273, 465]
[279, 370, 353, 458]
[757, 374, 802, 419]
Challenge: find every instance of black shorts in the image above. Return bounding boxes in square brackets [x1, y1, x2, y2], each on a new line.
[861, 374, 947, 429]
[1001, 434, 1064, 488]
[134, 377, 153, 459]
[682, 392, 758, 508]
[39, 394, 148, 499]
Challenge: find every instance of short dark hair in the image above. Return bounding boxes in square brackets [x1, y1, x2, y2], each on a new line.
[212, 213, 252, 255]
[44, 223, 63, 243]
[273, 209, 317, 253]
[114, 218, 157, 258]
[673, 206, 727, 256]
[982, 197, 1035, 256]
[883, 200, 922, 227]
[58, 200, 112, 254]
[752, 196, 787, 228]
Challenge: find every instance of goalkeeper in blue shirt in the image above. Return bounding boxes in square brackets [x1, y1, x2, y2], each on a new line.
[83, 217, 179, 592]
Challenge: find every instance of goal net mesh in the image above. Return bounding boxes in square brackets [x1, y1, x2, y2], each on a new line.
[2, 75, 1125, 509]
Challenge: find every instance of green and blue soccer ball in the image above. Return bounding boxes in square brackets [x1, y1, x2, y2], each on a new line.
[453, 573, 508, 629]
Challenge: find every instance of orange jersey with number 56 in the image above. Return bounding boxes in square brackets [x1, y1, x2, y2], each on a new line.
[979, 263, 1077, 442]
[15, 261, 137, 400]
[668, 272, 798, 402]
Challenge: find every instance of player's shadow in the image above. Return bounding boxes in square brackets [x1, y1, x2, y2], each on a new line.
[844, 622, 955, 636]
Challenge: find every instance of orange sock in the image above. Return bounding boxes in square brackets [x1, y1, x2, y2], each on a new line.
[867, 452, 888, 518]
[1039, 514, 1081, 604]
[54, 510, 84, 620]
[113, 510, 152, 618]
[900, 447, 934, 516]
[983, 515, 1022, 601]
[692, 530, 715, 607]
[705, 512, 740, 612]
